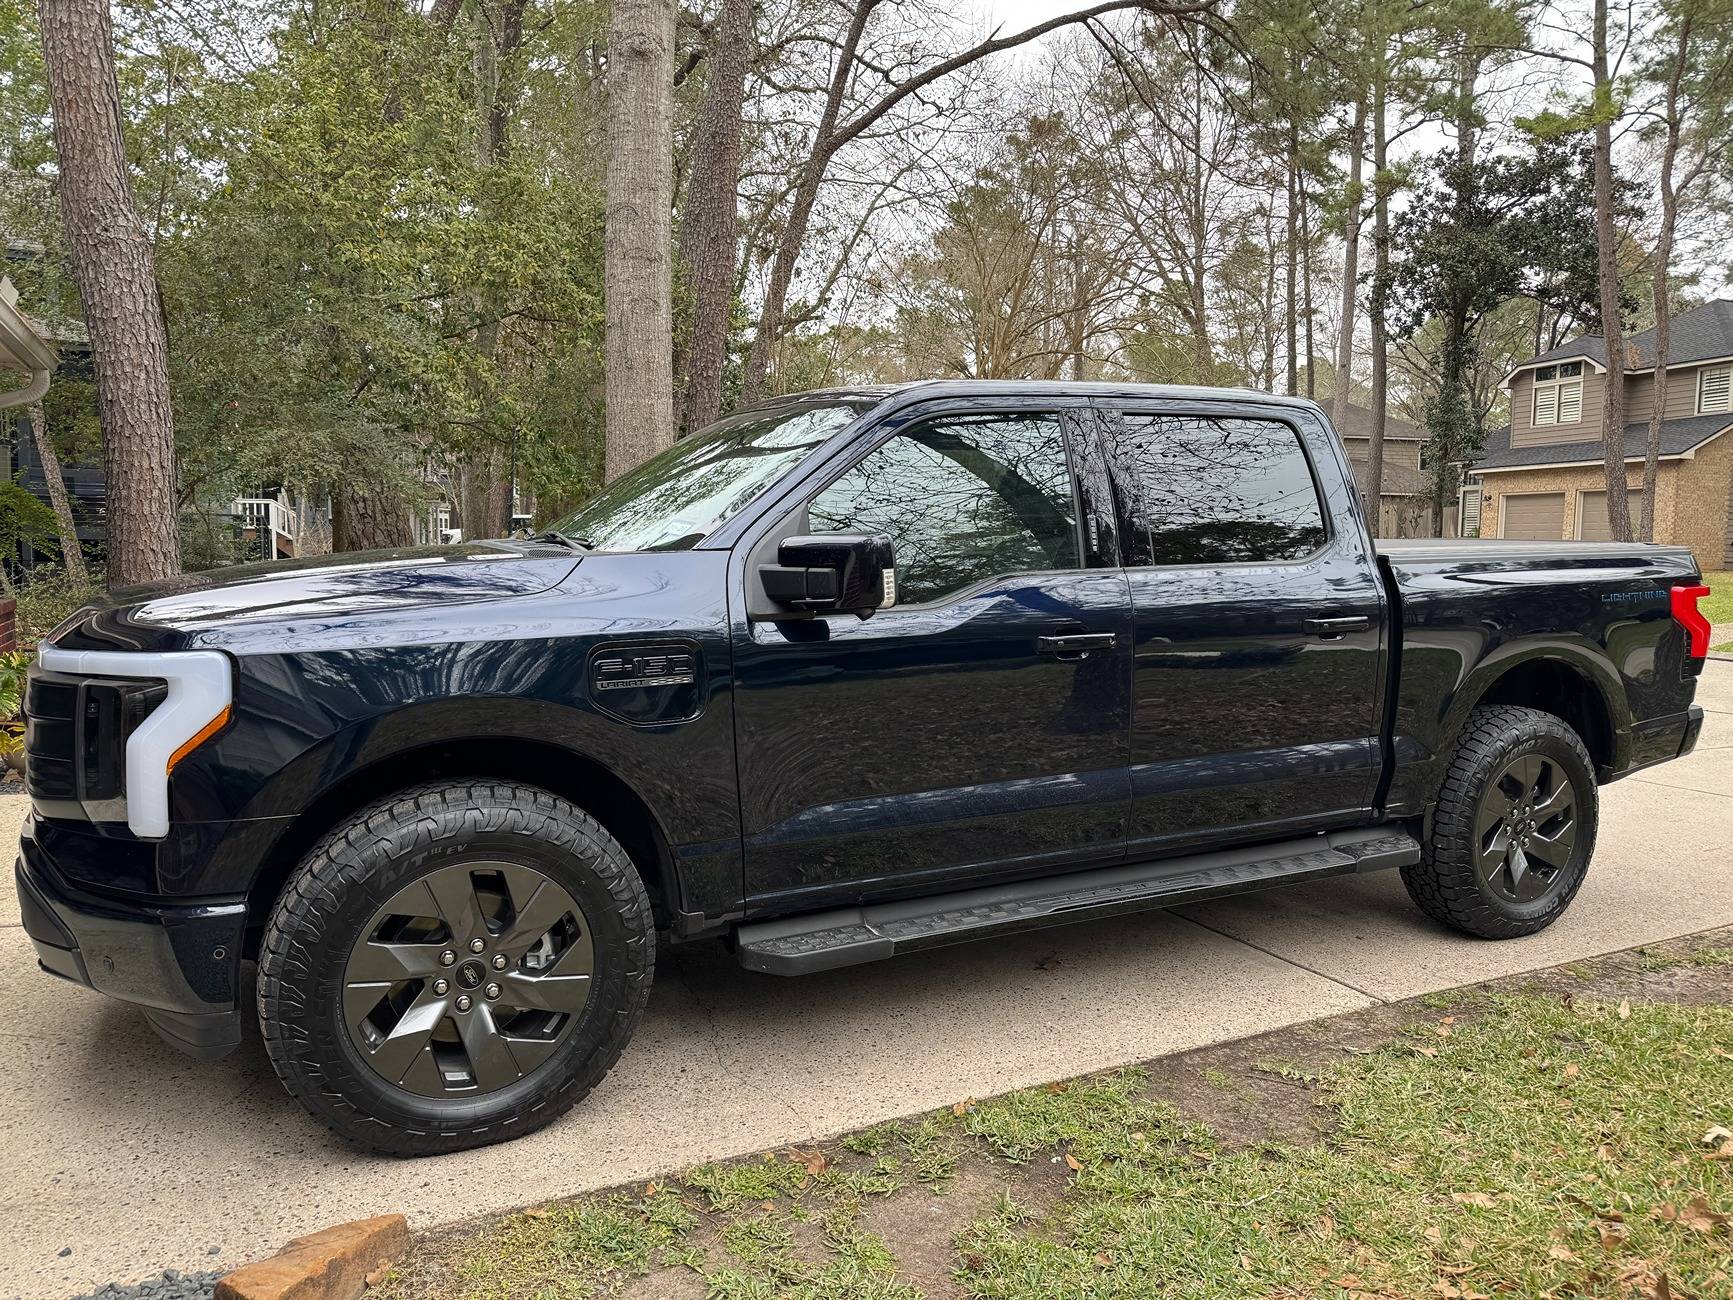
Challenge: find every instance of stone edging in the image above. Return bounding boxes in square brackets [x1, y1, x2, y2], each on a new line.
[213, 1216, 408, 1300]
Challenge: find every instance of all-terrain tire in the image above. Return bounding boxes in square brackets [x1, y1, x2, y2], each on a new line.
[257, 780, 654, 1155]
[1402, 705, 1599, 939]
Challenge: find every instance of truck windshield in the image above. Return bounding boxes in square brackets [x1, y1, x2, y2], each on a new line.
[545, 400, 869, 552]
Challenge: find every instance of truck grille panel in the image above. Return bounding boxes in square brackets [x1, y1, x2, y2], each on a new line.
[23, 667, 167, 814]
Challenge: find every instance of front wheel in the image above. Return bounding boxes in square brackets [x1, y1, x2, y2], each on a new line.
[257, 781, 654, 1155]
[1402, 705, 1598, 939]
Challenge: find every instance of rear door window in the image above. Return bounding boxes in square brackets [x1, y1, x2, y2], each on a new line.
[1105, 413, 1327, 567]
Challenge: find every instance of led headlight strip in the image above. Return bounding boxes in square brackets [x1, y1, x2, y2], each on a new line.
[36, 645, 233, 839]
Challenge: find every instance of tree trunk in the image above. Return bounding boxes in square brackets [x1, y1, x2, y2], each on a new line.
[331, 483, 413, 552]
[1644, 17, 1692, 543]
[1301, 169, 1315, 397]
[1285, 119, 1299, 396]
[676, 0, 752, 435]
[458, 449, 509, 543]
[1365, 44, 1389, 527]
[604, 0, 676, 480]
[26, 403, 91, 586]
[1591, 0, 1631, 541]
[38, 0, 181, 588]
[459, 0, 522, 540]
[1331, 100, 1367, 430]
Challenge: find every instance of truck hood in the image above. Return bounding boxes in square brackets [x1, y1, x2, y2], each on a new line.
[49, 541, 584, 651]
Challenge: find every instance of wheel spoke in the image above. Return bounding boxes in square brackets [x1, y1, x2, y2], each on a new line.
[499, 1032, 562, 1075]
[1528, 819, 1576, 870]
[1533, 778, 1573, 821]
[456, 1004, 522, 1091]
[1512, 754, 1543, 800]
[1506, 842, 1531, 890]
[499, 872, 577, 957]
[1476, 823, 1510, 882]
[500, 967, 592, 1014]
[367, 988, 447, 1085]
[345, 940, 445, 984]
[422, 865, 486, 944]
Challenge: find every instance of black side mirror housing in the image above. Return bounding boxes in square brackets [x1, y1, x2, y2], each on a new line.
[760, 534, 895, 617]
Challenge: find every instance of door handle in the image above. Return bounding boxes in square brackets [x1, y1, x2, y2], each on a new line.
[1303, 616, 1371, 639]
[1037, 631, 1117, 657]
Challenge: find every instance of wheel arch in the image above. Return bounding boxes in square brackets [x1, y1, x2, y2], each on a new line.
[1450, 646, 1624, 775]
[241, 734, 682, 951]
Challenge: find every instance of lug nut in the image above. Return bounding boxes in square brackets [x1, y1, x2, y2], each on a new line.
[433, 978, 449, 996]
[469, 938, 486, 954]
[485, 982, 501, 999]
[455, 994, 472, 1012]
[491, 953, 508, 970]
[440, 950, 456, 966]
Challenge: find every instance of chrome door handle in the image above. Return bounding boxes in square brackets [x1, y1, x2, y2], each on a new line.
[1037, 632, 1117, 657]
[1303, 616, 1370, 639]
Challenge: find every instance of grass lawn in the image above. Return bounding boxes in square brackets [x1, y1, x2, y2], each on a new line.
[1699, 571, 1733, 625]
[1692, 571, 1732, 654]
[378, 939, 1733, 1300]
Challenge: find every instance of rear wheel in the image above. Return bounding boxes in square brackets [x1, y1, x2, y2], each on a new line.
[257, 781, 654, 1154]
[1403, 705, 1598, 939]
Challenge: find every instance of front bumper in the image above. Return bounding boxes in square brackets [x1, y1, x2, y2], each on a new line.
[17, 829, 247, 1060]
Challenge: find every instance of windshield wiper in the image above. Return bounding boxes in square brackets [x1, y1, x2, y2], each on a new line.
[531, 530, 593, 551]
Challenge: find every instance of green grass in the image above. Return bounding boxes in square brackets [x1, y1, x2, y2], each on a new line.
[954, 998, 1733, 1298]
[1638, 944, 1733, 971]
[1699, 570, 1733, 625]
[389, 995, 1733, 1300]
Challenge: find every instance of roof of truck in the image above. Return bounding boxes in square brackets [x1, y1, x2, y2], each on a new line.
[772, 379, 1325, 410]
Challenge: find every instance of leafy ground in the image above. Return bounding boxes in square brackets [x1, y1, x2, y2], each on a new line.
[377, 932, 1733, 1300]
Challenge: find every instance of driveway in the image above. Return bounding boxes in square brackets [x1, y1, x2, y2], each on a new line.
[7, 664, 1733, 1296]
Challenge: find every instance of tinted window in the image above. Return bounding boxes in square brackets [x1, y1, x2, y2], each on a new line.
[808, 413, 1079, 605]
[1110, 414, 1326, 566]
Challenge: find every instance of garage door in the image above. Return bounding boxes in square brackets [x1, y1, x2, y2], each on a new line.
[1500, 492, 1565, 540]
[1577, 489, 1644, 541]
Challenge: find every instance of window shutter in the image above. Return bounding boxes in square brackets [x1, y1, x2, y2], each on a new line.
[1557, 380, 1582, 424]
[1534, 385, 1558, 426]
[1700, 367, 1731, 414]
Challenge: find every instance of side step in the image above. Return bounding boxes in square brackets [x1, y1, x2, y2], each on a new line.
[735, 827, 1419, 976]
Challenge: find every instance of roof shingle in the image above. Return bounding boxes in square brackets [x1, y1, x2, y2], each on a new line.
[1525, 299, 1733, 371]
[1472, 411, 1732, 469]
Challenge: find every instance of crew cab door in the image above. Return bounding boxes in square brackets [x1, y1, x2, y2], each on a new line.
[1099, 400, 1386, 858]
[730, 401, 1131, 913]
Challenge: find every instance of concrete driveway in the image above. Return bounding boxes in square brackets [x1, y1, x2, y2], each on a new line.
[7, 664, 1733, 1296]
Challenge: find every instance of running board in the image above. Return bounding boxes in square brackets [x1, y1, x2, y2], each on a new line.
[734, 827, 1419, 976]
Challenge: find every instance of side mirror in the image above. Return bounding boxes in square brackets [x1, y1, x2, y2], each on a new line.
[760, 533, 895, 617]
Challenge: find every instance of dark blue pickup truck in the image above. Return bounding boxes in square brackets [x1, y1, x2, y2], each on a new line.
[17, 382, 1710, 1153]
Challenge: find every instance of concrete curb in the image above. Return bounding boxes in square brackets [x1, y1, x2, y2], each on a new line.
[213, 1215, 409, 1300]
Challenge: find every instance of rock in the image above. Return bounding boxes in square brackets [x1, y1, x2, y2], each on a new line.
[213, 1216, 409, 1300]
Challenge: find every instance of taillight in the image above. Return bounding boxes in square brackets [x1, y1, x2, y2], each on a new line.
[1672, 584, 1711, 667]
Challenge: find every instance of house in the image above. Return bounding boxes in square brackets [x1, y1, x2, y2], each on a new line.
[1464, 299, 1733, 564]
[1333, 402, 1432, 537]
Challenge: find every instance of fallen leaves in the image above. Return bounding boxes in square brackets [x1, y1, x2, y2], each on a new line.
[1618, 999, 1632, 1020]
[1679, 1196, 1730, 1234]
[1063, 1152, 1083, 1172]
[1701, 1125, 1733, 1160]
[952, 1097, 977, 1117]
[788, 1147, 827, 1178]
